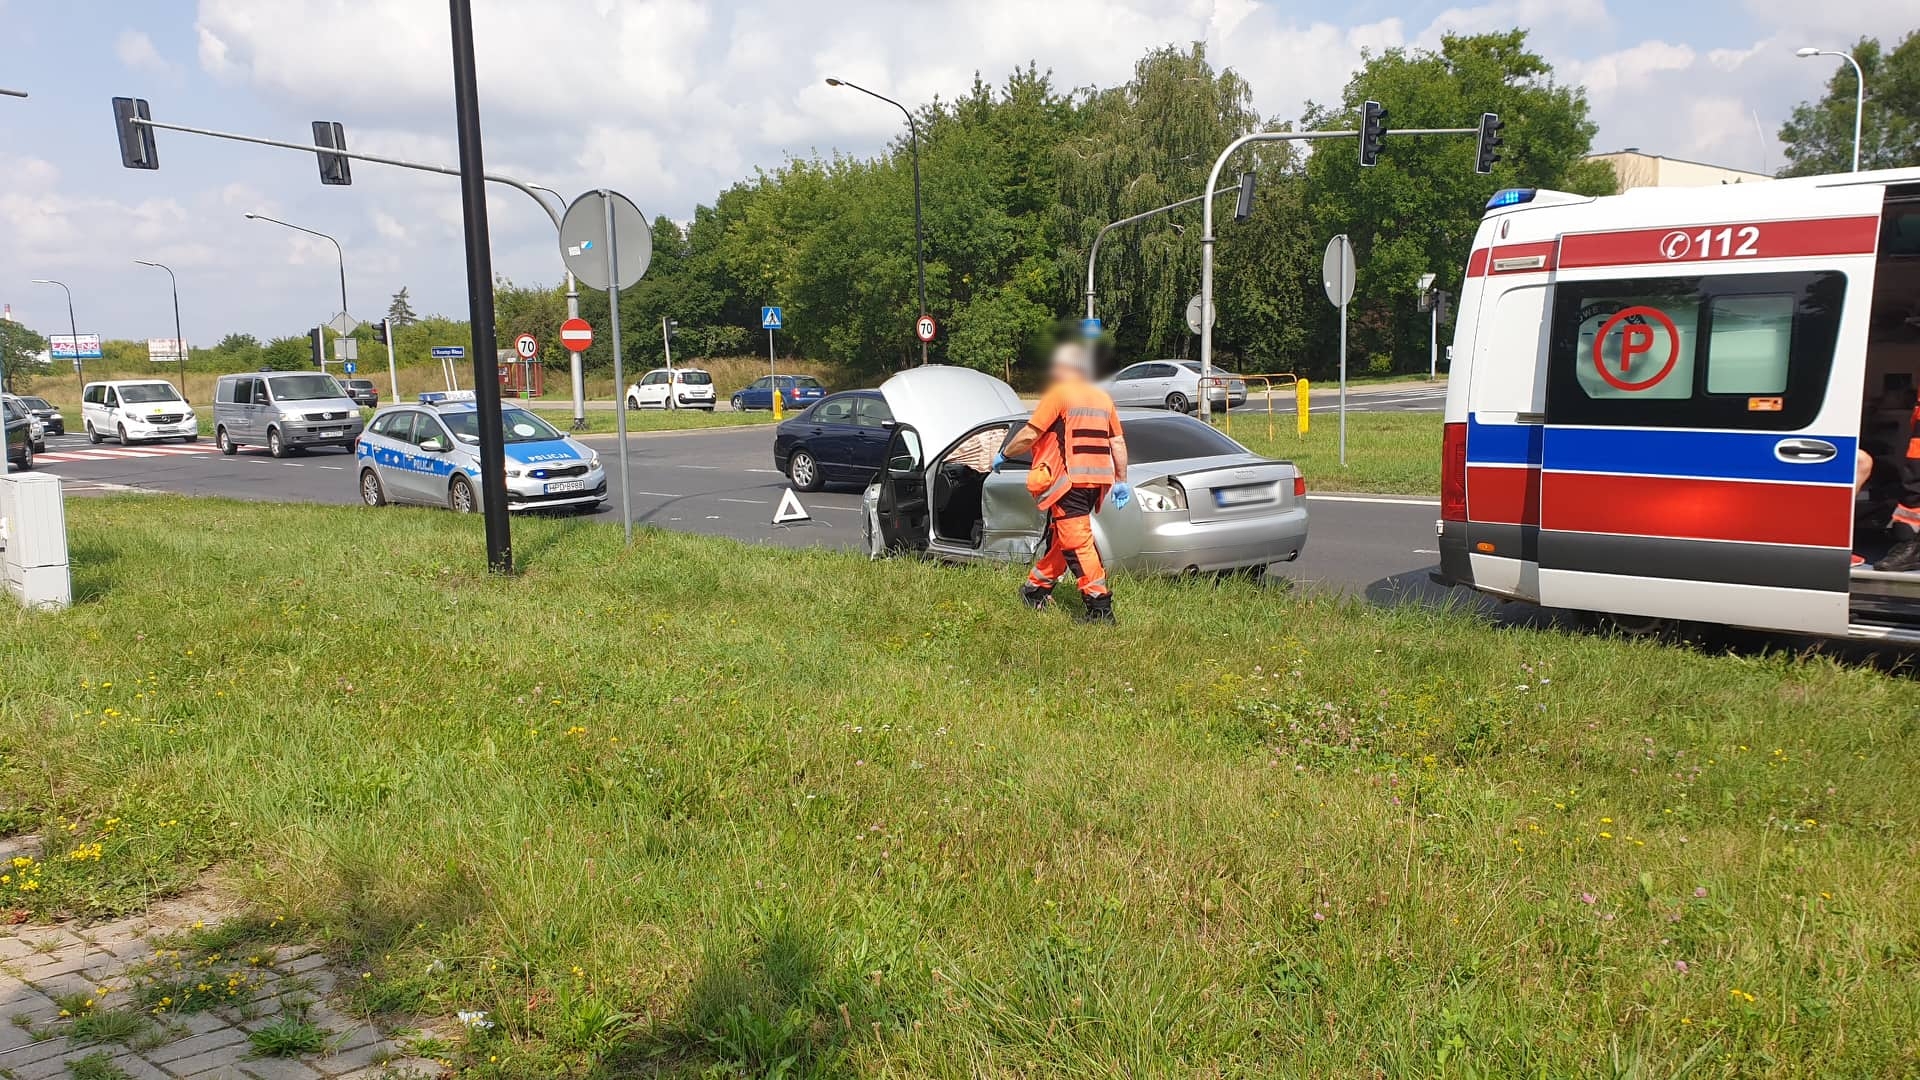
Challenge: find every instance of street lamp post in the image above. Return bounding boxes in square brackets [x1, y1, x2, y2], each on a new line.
[134, 260, 188, 395]
[244, 213, 350, 323]
[1086, 183, 1243, 324]
[826, 77, 929, 365]
[1795, 47, 1866, 172]
[30, 279, 81, 381]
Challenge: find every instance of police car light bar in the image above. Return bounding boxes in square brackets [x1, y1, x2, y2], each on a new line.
[1486, 188, 1537, 210]
[419, 390, 478, 405]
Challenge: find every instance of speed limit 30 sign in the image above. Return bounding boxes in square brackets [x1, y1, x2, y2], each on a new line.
[514, 333, 539, 359]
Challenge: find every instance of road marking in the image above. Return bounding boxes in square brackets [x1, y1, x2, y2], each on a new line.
[1413, 548, 1439, 555]
[318, 465, 344, 471]
[717, 498, 761, 505]
[1307, 493, 1440, 507]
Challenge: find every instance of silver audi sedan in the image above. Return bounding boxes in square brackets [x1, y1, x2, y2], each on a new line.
[862, 366, 1307, 575]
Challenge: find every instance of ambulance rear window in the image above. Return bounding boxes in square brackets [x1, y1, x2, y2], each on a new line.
[1546, 271, 1845, 431]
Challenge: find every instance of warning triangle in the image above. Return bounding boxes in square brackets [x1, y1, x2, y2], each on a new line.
[772, 488, 812, 525]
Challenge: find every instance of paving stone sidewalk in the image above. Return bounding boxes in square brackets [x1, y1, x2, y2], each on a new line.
[0, 854, 445, 1080]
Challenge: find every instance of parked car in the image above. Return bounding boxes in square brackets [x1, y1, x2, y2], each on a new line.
[3, 396, 47, 452]
[355, 391, 605, 514]
[626, 368, 716, 411]
[3, 395, 33, 470]
[212, 371, 364, 458]
[80, 379, 198, 445]
[342, 379, 381, 408]
[1101, 360, 1247, 413]
[732, 374, 826, 412]
[863, 366, 1307, 576]
[14, 396, 64, 436]
[772, 390, 893, 491]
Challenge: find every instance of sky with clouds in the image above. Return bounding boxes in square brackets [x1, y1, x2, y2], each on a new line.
[0, 0, 1911, 343]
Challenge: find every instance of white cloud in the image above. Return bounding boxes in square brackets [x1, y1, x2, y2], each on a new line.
[115, 29, 175, 75]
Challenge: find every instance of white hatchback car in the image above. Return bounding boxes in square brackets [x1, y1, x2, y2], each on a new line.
[626, 368, 716, 411]
[81, 379, 198, 445]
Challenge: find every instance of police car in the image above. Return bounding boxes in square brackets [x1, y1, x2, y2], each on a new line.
[355, 391, 607, 514]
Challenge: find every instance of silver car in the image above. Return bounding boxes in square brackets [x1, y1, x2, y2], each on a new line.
[1102, 360, 1248, 413]
[355, 392, 607, 513]
[863, 367, 1306, 575]
[213, 371, 364, 457]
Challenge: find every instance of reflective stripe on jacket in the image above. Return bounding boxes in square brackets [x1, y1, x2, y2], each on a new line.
[1024, 380, 1120, 511]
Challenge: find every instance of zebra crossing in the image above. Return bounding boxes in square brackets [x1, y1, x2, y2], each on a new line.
[34, 441, 220, 465]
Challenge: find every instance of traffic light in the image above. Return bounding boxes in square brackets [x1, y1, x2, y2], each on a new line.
[1475, 112, 1505, 175]
[1437, 291, 1452, 325]
[309, 327, 325, 369]
[112, 97, 158, 170]
[1359, 100, 1388, 167]
[371, 318, 389, 346]
[665, 319, 679, 341]
[1233, 170, 1257, 223]
[311, 121, 351, 186]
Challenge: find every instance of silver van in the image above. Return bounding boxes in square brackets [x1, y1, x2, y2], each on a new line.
[214, 371, 365, 458]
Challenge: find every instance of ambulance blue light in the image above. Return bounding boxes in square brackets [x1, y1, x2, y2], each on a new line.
[1486, 188, 1537, 210]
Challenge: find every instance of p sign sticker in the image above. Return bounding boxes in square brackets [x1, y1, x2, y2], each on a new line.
[1591, 305, 1681, 392]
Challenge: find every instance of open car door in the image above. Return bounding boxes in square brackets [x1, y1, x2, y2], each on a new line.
[872, 425, 930, 554]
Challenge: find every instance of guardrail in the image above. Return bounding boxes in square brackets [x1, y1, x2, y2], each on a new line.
[1200, 373, 1309, 441]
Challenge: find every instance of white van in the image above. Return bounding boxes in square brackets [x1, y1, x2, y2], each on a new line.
[625, 368, 716, 411]
[1436, 167, 1920, 643]
[80, 380, 197, 445]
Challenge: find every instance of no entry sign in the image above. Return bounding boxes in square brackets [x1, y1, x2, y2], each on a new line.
[560, 318, 593, 352]
[514, 333, 539, 360]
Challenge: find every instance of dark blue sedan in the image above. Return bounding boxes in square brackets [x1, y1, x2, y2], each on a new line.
[732, 374, 826, 412]
[772, 390, 893, 491]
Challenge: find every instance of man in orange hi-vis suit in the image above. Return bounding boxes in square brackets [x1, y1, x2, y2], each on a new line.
[999, 342, 1129, 623]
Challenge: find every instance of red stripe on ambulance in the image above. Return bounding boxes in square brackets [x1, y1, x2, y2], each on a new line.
[1541, 473, 1852, 549]
[1558, 216, 1879, 270]
[1466, 465, 1540, 526]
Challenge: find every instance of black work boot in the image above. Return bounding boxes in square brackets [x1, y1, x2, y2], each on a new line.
[1880, 539, 1920, 572]
[1019, 583, 1053, 610]
[1077, 593, 1116, 624]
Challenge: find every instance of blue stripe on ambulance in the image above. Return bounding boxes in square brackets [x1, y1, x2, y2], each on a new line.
[1540, 427, 1856, 486]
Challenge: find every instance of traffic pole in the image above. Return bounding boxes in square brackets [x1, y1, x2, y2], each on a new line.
[605, 191, 633, 545]
[383, 318, 399, 403]
[565, 272, 585, 431]
[769, 327, 782, 420]
[1429, 303, 1438, 382]
[447, 0, 511, 573]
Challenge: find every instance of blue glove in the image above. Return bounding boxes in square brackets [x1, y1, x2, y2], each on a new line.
[991, 452, 1007, 473]
[1109, 482, 1132, 509]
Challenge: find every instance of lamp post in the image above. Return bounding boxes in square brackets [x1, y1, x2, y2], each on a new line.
[134, 260, 187, 395]
[30, 279, 81, 380]
[1795, 47, 1866, 172]
[244, 212, 350, 321]
[826, 76, 929, 365]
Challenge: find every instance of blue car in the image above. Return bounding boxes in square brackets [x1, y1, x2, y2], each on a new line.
[731, 374, 826, 412]
[772, 390, 893, 491]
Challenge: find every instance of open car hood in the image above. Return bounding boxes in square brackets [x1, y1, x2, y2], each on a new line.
[879, 365, 1026, 461]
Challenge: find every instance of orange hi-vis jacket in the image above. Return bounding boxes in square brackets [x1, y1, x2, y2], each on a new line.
[1023, 379, 1122, 512]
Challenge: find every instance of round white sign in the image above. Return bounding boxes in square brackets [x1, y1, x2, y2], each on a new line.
[514, 334, 538, 360]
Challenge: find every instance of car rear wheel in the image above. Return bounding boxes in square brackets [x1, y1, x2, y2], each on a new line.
[788, 449, 822, 492]
[448, 475, 477, 513]
[268, 427, 289, 458]
[217, 427, 238, 455]
[359, 468, 387, 507]
[16, 441, 32, 471]
[1165, 391, 1190, 413]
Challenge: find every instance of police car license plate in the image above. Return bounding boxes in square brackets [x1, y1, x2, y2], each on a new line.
[545, 479, 587, 494]
[1214, 484, 1274, 508]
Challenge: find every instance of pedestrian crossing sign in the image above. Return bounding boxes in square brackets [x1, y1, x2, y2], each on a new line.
[762, 306, 783, 330]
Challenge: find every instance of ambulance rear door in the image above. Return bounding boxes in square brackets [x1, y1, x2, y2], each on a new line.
[1536, 196, 1881, 634]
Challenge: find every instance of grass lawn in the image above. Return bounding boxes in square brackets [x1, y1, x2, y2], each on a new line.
[5, 499, 1919, 1076]
[1232, 410, 1442, 496]
[531, 408, 781, 435]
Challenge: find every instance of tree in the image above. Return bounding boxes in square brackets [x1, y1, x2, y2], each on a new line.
[261, 335, 315, 371]
[0, 321, 50, 393]
[1779, 33, 1920, 176]
[387, 287, 420, 327]
[1302, 30, 1614, 375]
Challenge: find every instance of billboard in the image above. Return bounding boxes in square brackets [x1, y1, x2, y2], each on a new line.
[49, 334, 103, 360]
[147, 337, 188, 363]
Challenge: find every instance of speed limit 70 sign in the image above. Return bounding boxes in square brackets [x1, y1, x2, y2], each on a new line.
[915, 314, 937, 343]
[514, 333, 539, 359]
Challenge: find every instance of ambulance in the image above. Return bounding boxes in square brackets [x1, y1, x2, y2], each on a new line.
[1435, 167, 1920, 642]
